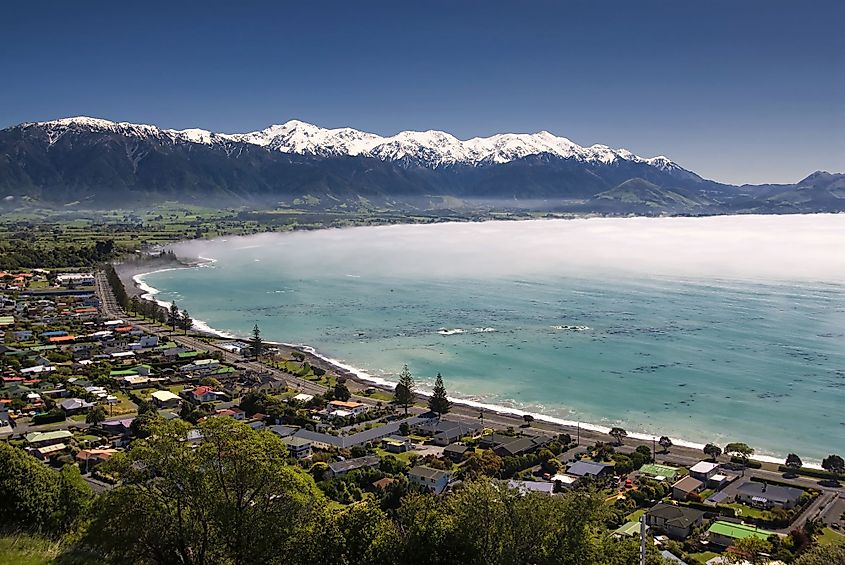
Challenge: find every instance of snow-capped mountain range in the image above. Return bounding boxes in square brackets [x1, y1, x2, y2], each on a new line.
[26, 116, 689, 174]
[8, 114, 840, 214]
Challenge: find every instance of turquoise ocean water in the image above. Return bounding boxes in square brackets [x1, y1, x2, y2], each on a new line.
[140, 217, 845, 462]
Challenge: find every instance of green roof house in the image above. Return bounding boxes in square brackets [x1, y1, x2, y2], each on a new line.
[708, 521, 775, 547]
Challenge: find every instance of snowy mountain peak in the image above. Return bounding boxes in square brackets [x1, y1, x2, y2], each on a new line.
[19, 116, 693, 175]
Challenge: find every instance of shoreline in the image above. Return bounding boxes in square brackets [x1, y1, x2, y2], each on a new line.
[118, 256, 824, 469]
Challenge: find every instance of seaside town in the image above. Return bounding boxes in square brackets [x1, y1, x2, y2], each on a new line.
[0, 264, 843, 564]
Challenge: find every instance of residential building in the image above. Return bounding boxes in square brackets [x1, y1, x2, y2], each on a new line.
[645, 503, 706, 540]
[639, 463, 680, 481]
[282, 437, 313, 459]
[101, 418, 134, 436]
[442, 442, 470, 462]
[671, 475, 704, 501]
[187, 386, 219, 403]
[565, 460, 614, 478]
[735, 481, 803, 510]
[151, 390, 182, 409]
[409, 466, 451, 494]
[25, 429, 73, 447]
[413, 417, 480, 446]
[326, 400, 368, 416]
[493, 435, 549, 457]
[326, 455, 381, 479]
[382, 435, 411, 453]
[59, 397, 95, 414]
[708, 521, 775, 548]
[507, 480, 555, 495]
[689, 461, 720, 482]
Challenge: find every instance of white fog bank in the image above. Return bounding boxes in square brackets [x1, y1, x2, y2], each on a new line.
[170, 214, 845, 283]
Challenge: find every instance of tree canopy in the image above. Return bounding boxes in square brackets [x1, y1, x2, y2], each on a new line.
[394, 364, 415, 416]
[428, 372, 451, 416]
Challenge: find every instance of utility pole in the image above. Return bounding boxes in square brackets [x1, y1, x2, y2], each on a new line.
[640, 513, 647, 565]
[577, 422, 580, 445]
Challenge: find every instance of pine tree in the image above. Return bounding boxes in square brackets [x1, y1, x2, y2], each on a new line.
[250, 324, 264, 359]
[180, 310, 192, 334]
[394, 364, 415, 416]
[168, 302, 180, 333]
[428, 372, 451, 416]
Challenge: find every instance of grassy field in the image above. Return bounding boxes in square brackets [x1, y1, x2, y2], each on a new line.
[687, 551, 720, 564]
[0, 533, 102, 565]
[818, 527, 845, 546]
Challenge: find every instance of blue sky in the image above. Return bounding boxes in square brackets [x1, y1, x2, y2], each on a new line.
[1, 1, 842, 184]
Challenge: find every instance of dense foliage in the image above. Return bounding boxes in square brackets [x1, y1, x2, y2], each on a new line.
[0, 238, 117, 270]
[1, 419, 676, 564]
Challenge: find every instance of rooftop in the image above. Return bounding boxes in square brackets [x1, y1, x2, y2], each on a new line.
[410, 465, 451, 481]
[328, 455, 380, 474]
[25, 430, 73, 444]
[708, 521, 774, 541]
[689, 461, 719, 474]
[735, 481, 803, 503]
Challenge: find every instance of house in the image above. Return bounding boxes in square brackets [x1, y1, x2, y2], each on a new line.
[138, 335, 159, 348]
[671, 475, 704, 501]
[409, 466, 451, 494]
[493, 435, 549, 457]
[101, 418, 134, 436]
[326, 400, 368, 416]
[291, 393, 314, 403]
[565, 460, 614, 478]
[413, 417, 480, 446]
[326, 455, 381, 479]
[187, 386, 220, 404]
[507, 480, 555, 495]
[282, 437, 313, 460]
[613, 521, 642, 538]
[639, 463, 680, 482]
[218, 341, 250, 355]
[214, 408, 245, 420]
[442, 442, 470, 462]
[34, 443, 68, 459]
[25, 429, 73, 447]
[151, 390, 182, 409]
[382, 435, 411, 453]
[551, 474, 580, 489]
[56, 273, 95, 286]
[479, 433, 519, 448]
[373, 477, 398, 490]
[645, 503, 706, 540]
[689, 461, 720, 483]
[76, 449, 118, 468]
[180, 358, 221, 375]
[707, 521, 775, 548]
[269, 425, 298, 438]
[735, 481, 803, 510]
[59, 397, 95, 414]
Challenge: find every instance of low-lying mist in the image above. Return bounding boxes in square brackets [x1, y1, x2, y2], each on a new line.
[171, 214, 845, 283]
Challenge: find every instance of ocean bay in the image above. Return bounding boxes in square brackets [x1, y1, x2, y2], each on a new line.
[142, 215, 845, 463]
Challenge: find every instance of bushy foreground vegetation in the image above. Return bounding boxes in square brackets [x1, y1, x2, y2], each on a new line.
[0, 417, 673, 565]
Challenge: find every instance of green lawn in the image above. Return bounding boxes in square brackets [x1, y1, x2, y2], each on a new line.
[373, 447, 418, 464]
[361, 390, 393, 402]
[687, 551, 720, 564]
[817, 527, 845, 546]
[723, 502, 768, 519]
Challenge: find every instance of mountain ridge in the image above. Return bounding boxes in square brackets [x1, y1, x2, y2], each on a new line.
[1, 116, 842, 214]
[24, 116, 696, 175]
